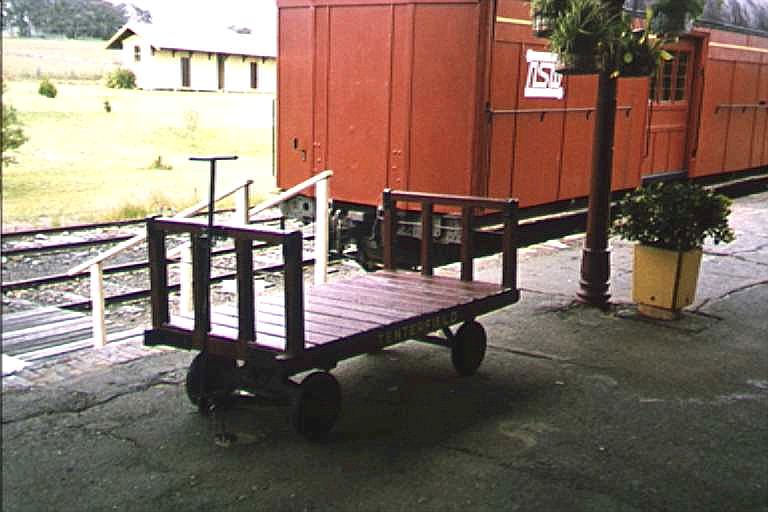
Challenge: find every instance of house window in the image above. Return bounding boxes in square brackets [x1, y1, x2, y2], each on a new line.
[134, 45, 141, 62]
[250, 62, 258, 89]
[649, 51, 691, 103]
[181, 57, 191, 88]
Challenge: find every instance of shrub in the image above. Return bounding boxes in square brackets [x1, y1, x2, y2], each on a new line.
[612, 181, 735, 252]
[149, 155, 173, 170]
[2, 84, 28, 165]
[106, 68, 136, 89]
[38, 78, 58, 98]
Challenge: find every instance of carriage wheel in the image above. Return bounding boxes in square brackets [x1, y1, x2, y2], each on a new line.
[451, 320, 487, 376]
[185, 353, 236, 415]
[291, 371, 342, 440]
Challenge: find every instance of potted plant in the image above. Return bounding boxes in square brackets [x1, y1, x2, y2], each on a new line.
[612, 181, 735, 319]
[649, 0, 705, 37]
[531, 0, 567, 38]
[548, 0, 617, 75]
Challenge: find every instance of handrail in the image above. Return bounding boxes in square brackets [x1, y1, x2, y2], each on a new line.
[67, 178, 253, 349]
[249, 170, 334, 217]
[68, 179, 253, 275]
[715, 102, 768, 113]
[167, 170, 333, 283]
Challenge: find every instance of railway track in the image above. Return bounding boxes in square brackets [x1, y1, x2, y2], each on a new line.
[2, 215, 308, 303]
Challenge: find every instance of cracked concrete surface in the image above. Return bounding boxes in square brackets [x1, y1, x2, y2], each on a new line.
[2, 191, 767, 512]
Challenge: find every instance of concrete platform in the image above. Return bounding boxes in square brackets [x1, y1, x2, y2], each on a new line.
[2, 191, 766, 512]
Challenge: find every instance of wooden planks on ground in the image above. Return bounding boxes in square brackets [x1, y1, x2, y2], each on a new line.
[1, 307, 144, 362]
[2, 307, 93, 356]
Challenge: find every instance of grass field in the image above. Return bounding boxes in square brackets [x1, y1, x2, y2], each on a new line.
[2, 46, 277, 228]
[2, 37, 122, 80]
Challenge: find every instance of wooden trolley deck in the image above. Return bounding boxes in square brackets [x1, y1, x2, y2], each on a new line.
[148, 270, 518, 361]
[144, 190, 520, 438]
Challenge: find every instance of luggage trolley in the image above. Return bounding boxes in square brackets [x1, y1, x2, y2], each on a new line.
[144, 185, 520, 439]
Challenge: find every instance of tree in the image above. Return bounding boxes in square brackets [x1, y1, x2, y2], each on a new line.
[1, 0, 128, 39]
[2, 85, 29, 165]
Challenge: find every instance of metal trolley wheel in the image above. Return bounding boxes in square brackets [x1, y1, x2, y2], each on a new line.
[451, 320, 487, 376]
[185, 353, 236, 414]
[291, 371, 342, 440]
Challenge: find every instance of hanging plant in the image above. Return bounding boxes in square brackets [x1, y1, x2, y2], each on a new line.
[548, 0, 617, 75]
[648, 0, 705, 37]
[530, 0, 567, 38]
[609, 22, 673, 78]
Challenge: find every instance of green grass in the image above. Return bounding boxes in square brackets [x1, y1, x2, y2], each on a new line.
[2, 78, 277, 228]
[2, 37, 121, 80]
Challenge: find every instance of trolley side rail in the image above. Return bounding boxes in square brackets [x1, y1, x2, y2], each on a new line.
[382, 189, 519, 291]
[144, 216, 306, 359]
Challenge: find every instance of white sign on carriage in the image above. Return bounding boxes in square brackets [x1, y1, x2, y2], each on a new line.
[524, 49, 564, 100]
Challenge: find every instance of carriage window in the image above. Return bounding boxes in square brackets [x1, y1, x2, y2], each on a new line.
[650, 51, 691, 104]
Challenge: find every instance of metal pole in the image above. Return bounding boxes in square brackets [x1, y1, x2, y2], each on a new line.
[188, 155, 237, 411]
[577, 71, 618, 308]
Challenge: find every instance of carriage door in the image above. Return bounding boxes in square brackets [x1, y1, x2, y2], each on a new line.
[646, 38, 698, 174]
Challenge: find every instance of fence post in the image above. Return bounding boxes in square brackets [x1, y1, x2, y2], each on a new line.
[90, 262, 106, 348]
[314, 174, 330, 285]
[236, 181, 251, 225]
[180, 244, 194, 316]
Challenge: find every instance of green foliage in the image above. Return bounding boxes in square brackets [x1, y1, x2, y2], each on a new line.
[650, 0, 705, 37]
[105, 68, 136, 89]
[546, 0, 705, 77]
[548, 0, 619, 72]
[530, 0, 568, 35]
[531, 0, 568, 16]
[609, 16, 673, 78]
[612, 181, 735, 252]
[1, 0, 128, 39]
[38, 78, 57, 98]
[1, 85, 29, 165]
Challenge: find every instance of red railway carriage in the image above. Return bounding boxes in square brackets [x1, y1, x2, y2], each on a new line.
[276, 0, 768, 234]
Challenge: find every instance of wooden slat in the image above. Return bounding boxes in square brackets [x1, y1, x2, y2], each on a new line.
[1, 308, 85, 332]
[308, 282, 461, 315]
[283, 231, 305, 356]
[192, 234, 212, 341]
[314, 276, 464, 307]
[420, 202, 434, 276]
[321, 279, 465, 308]
[502, 200, 518, 290]
[461, 206, 474, 282]
[171, 315, 285, 351]
[235, 238, 255, 343]
[382, 189, 395, 270]
[255, 302, 382, 333]
[207, 311, 334, 347]
[355, 274, 499, 301]
[374, 270, 504, 293]
[147, 220, 169, 327]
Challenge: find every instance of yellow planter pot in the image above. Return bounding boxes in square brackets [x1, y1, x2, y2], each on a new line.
[632, 244, 703, 320]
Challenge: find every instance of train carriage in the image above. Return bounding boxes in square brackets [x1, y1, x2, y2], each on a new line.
[276, 0, 768, 251]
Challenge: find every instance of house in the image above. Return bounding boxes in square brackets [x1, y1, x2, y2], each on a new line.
[106, 21, 276, 93]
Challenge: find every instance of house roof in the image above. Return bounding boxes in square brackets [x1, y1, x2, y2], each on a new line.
[106, 19, 276, 58]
